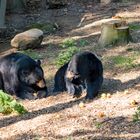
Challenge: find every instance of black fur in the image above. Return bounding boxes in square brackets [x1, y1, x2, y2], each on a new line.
[53, 62, 68, 92]
[53, 51, 103, 100]
[0, 53, 48, 100]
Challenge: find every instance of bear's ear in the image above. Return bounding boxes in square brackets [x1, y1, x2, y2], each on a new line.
[36, 60, 41, 66]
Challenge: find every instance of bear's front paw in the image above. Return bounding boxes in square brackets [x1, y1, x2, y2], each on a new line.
[20, 93, 37, 100]
[37, 89, 48, 99]
[73, 93, 81, 98]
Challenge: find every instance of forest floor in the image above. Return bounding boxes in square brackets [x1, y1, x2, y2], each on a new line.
[0, 1, 140, 140]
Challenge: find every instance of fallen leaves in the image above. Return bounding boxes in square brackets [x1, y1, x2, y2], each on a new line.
[98, 112, 106, 118]
[101, 93, 112, 99]
[124, 90, 129, 95]
[79, 102, 85, 108]
[130, 100, 138, 106]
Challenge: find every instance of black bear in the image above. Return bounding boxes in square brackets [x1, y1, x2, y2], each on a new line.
[53, 62, 69, 92]
[53, 51, 103, 100]
[0, 52, 48, 100]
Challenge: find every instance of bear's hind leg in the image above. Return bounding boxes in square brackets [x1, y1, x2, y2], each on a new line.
[85, 76, 103, 100]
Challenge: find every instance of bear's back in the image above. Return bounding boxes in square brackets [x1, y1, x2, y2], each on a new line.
[0, 53, 37, 73]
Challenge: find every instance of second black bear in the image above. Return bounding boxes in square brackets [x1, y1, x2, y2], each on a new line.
[53, 51, 103, 100]
[53, 62, 69, 92]
[0, 52, 48, 100]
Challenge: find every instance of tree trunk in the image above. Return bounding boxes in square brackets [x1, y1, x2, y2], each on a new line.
[0, 0, 7, 27]
[98, 20, 132, 47]
[7, 0, 26, 13]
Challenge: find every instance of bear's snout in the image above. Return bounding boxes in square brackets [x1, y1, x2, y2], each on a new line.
[66, 71, 74, 80]
[36, 79, 46, 88]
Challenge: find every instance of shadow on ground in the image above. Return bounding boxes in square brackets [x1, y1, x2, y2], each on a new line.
[54, 117, 140, 140]
[50, 76, 140, 96]
[102, 76, 140, 93]
[0, 97, 84, 128]
[0, 76, 139, 128]
[11, 116, 140, 140]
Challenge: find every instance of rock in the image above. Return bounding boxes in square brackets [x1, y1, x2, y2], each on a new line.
[11, 28, 43, 50]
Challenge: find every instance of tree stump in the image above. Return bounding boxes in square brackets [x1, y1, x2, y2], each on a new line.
[117, 26, 132, 44]
[98, 20, 132, 47]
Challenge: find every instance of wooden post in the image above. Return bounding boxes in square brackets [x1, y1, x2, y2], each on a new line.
[0, 0, 7, 28]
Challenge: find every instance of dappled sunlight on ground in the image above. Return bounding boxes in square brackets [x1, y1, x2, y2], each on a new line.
[0, 0, 140, 139]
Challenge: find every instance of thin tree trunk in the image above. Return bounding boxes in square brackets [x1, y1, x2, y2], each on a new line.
[7, 0, 26, 13]
[0, 0, 7, 27]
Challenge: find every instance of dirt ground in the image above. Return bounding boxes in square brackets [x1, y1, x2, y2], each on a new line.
[0, 1, 140, 140]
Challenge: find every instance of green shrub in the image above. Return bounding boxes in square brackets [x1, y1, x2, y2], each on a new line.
[126, 48, 133, 52]
[20, 49, 44, 60]
[129, 24, 140, 30]
[133, 106, 140, 122]
[0, 90, 28, 115]
[112, 55, 134, 67]
[107, 55, 138, 70]
[60, 38, 89, 48]
[95, 121, 102, 129]
[60, 38, 76, 48]
[56, 47, 80, 67]
[28, 23, 58, 33]
[78, 39, 89, 47]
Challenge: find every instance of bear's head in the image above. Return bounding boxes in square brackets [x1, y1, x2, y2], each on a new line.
[66, 71, 84, 98]
[18, 59, 46, 88]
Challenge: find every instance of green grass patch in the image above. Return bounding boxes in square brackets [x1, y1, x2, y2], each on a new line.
[104, 51, 140, 70]
[129, 24, 140, 30]
[64, 137, 73, 140]
[0, 90, 28, 115]
[78, 39, 89, 47]
[133, 106, 140, 122]
[95, 121, 102, 129]
[126, 47, 134, 52]
[20, 49, 45, 60]
[60, 38, 89, 48]
[60, 38, 77, 48]
[121, 0, 131, 2]
[27, 23, 58, 33]
[56, 47, 80, 67]
[111, 55, 135, 68]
